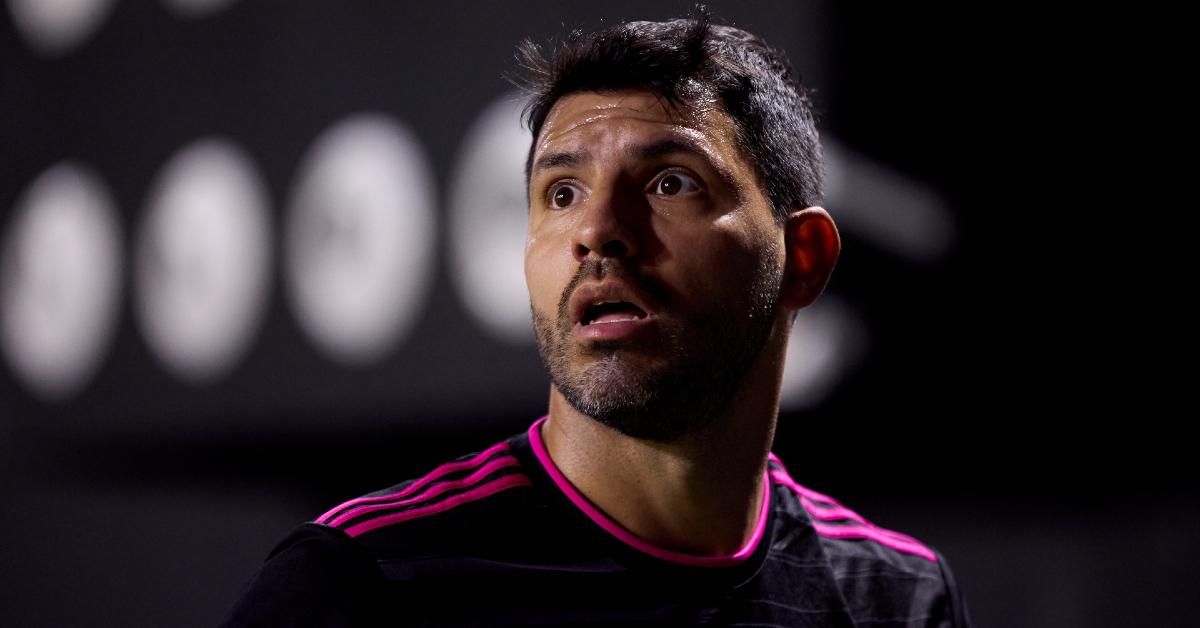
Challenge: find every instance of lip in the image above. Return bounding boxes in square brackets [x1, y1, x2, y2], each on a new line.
[568, 280, 658, 329]
[574, 315, 656, 341]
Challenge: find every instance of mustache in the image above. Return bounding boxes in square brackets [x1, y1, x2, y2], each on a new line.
[556, 258, 671, 323]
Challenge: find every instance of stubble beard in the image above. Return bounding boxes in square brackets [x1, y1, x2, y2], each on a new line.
[531, 254, 783, 443]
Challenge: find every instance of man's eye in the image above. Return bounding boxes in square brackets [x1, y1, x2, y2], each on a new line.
[549, 183, 580, 209]
[653, 172, 701, 196]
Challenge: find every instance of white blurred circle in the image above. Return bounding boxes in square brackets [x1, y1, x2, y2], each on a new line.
[780, 295, 867, 410]
[447, 93, 533, 344]
[6, 0, 116, 57]
[284, 113, 436, 366]
[1, 163, 122, 401]
[134, 138, 272, 384]
[159, 0, 239, 20]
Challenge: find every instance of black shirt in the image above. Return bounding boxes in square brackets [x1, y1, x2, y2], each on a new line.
[222, 416, 974, 627]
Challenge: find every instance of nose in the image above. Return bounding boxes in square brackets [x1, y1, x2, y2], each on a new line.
[572, 187, 639, 262]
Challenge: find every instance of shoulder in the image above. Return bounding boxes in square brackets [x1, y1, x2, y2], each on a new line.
[767, 452, 974, 628]
[221, 437, 536, 627]
[311, 437, 535, 559]
[220, 523, 386, 627]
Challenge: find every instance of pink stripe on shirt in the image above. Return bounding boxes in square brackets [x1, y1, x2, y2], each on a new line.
[798, 496, 926, 547]
[327, 456, 522, 527]
[344, 473, 532, 538]
[768, 467, 937, 563]
[316, 441, 511, 524]
[809, 520, 937, 562]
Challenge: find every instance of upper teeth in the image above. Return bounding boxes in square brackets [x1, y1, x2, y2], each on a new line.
[585, 300, 640, 325]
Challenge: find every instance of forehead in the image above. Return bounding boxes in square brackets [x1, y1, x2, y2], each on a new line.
[533, 90, 745, 168]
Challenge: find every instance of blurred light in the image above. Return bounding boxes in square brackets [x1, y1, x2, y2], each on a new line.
[159, 0, 239, 20]
[134, 138, 272, 384]
[284, 113, 435, 366]
[1, 162, 122, 401]
[823, 137, 956, 264]
[779, 295, 867, 410]
[6, 0, 116, 57]
[448, 93, 533, 345]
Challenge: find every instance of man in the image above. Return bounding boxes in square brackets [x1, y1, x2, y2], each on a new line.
[222, 12, 974, 627]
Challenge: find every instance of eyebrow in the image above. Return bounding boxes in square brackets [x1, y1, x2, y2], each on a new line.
[532, 138, 744, 202]
[532, 151, 584, 173]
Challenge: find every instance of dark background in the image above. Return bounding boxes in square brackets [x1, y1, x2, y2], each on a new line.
[0, 1, 1188, 626]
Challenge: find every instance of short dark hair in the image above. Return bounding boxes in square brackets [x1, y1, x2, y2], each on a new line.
[512, 8, 824, 224]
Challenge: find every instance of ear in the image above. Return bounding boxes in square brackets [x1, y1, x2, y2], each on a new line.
[779, 207, 840, 310]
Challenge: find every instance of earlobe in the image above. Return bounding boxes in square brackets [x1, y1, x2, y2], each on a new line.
[780, 207, 841, 309]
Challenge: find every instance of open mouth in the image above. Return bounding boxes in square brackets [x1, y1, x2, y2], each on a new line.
[581, 301, 648, 326]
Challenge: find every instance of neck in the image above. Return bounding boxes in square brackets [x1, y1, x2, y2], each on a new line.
[541, 329, 787, 557]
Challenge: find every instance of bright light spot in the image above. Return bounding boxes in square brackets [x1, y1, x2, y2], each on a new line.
[134, 138, 272, 384]
[6, 0, 116, 57]
[159, 0, 239, 20]
[779, 295, 867, 410]
[1, 162, 122, 401]
[284, 113, 436, 366]
[823, 137, 956, 264]
[448, 93, 533, 344]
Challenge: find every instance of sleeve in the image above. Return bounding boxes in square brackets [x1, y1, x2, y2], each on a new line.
[219, 523, 387, 628]
[930, 548, 975, 628]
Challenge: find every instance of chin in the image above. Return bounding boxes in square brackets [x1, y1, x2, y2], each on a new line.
[559, 357, 724, 443]
[532, 298, 766, 442]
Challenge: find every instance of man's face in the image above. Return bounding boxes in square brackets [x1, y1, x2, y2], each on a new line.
[525, 90, 786, 441]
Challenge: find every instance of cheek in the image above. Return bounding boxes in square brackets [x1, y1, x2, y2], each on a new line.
[523, 231, 537, 285]
[664, 223, 749, 282]
[524, 233, 563, 312]
[663, 221, 781, 301]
